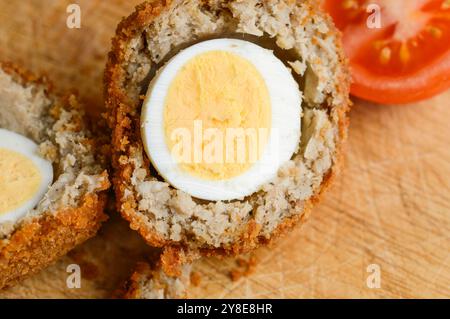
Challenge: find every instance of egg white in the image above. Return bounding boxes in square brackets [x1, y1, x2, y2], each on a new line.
[141, 38, 302, 201]
[0, 128, 53, 223]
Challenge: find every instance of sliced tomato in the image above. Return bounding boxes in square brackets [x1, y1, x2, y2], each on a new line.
[323, 0, 450, 104]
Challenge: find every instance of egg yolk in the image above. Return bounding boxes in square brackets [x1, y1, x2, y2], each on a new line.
[0, 148, 42, 216]
[164, 51, 271, 180]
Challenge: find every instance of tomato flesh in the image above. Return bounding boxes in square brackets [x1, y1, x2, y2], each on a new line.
[323, 0, 450, 104]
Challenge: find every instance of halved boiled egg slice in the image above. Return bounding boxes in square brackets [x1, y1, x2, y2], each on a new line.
[0, 129, 53, 223]
[141, 39, 302, 201]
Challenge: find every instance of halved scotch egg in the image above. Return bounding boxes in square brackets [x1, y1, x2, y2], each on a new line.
[141, 38, 302, 201]
[0, 62, 109, 289]
[106, 0, 350, 257]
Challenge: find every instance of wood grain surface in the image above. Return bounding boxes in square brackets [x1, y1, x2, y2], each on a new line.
[0, 0, 449, 299]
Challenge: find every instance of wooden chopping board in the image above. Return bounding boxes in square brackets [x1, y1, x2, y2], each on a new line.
[0, 0, 449, 299]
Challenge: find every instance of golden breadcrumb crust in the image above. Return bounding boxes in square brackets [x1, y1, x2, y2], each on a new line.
[0, 192, 108, 289]
[105, 0, 351, 255]
[0, 62, 110, 289]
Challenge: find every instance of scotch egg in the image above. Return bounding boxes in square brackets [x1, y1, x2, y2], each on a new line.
[0, 128, 53, 224]
[141, 39, 302, 201]
[107, 0, 351, 259]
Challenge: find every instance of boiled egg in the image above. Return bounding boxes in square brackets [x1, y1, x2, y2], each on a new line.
[141, 39, 301, 201]
[0, 129, 53, 223]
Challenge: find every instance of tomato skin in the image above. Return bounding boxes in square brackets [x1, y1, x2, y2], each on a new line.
[323, 0, 450, 104]
[351, 49, 450, 104]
